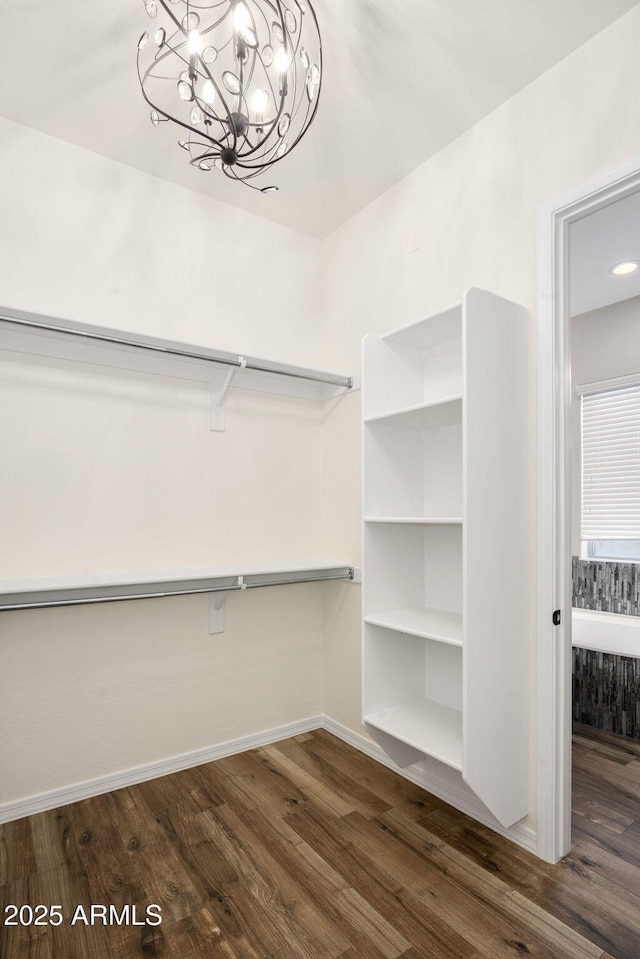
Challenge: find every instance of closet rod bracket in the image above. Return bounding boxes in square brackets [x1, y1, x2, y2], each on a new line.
[210, 356, 247, 431]
[209, 575, 247, 632]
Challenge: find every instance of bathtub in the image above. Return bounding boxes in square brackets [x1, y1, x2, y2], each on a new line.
[572, 608, 640, 657]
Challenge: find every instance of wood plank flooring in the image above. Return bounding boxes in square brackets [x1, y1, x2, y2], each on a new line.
[1, 725, 639, 958]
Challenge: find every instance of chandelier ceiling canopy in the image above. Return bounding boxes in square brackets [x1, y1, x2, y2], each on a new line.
[137, 0, 322, 193]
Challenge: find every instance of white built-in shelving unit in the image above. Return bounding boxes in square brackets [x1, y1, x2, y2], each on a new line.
[362, 288, 529, 829]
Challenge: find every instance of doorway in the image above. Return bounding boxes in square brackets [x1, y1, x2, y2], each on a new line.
[536, 158, 640, 863]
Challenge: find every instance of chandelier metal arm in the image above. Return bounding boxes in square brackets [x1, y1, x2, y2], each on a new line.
[231, 74, 320, 169]
[221, 164, 269, 192]
[139, 33, 236, 152]
[234, 3, 293, 162]
[138, 65, 229, 151]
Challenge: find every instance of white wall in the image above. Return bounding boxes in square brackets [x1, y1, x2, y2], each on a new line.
[0, 120, 323, 364]
[320, 4, 640, 829]
[570, 294, 640, 554]
[0, 117, 335, 808]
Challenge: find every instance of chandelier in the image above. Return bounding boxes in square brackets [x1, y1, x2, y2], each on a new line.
[137, 0, 322, 193]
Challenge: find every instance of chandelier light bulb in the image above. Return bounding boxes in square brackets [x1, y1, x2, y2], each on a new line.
[273, 46, 291, 72]
[201, 79, 216, 105]
[251, 88, 269, 114]
[187, 29, 203, 53]
[233, 2, 252, 32]
[137, 0, 322, 191]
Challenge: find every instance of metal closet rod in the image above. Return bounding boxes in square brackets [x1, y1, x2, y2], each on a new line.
[2, 568, 355, 611]
[0, 313, 353, 390]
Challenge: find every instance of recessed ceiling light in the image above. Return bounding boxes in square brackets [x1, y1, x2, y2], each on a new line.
[609, 260, 640, 276]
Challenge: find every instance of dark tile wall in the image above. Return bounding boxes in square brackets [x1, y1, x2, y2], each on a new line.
[572, 557, 640, 738]
[572, 556, 640, 615]
[573, 647, 640, 739]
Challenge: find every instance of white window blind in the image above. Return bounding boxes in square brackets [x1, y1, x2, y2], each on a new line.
[581, 379, 640, 541]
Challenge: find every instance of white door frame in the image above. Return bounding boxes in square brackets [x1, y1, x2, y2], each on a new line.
[536, 156, 640, 863]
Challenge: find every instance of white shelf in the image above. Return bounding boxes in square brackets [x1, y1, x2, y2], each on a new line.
[0, 561, 355, 610]
[0, 306, 353, 402]
[365, 697, 463, 771]
[364, 607, 463, 646]
[364, 396, 462, 430]
[364, 516, 462, 526]
[382, 303, 462, 351]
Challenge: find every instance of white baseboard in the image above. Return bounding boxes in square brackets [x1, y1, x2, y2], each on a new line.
[320, 716, 538, 856]
[0, 715, 322, 825]
[0, 712, 537, 858]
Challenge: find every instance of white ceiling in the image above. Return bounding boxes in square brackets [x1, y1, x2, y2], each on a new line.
[0, 0, 637, 237]
[570, 190, 640, 316]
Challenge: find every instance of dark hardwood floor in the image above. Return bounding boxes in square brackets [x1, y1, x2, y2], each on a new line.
[1, 725, 638, 958]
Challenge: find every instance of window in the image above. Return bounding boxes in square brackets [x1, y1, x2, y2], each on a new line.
[580, 375, 640, 562]
[583, 539, 640, 560]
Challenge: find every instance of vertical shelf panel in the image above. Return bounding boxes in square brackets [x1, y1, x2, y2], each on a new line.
[424, 427, 463, 521]
[424, 526, 463, 614]
[462, 288, 529, 828]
